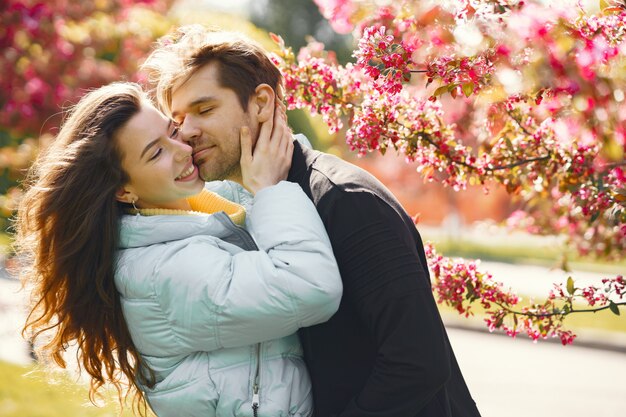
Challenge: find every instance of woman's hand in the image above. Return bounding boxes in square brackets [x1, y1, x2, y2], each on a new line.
[240, 100, 294, 194]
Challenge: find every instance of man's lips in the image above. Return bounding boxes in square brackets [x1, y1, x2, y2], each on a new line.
[192, 146, 215, 164]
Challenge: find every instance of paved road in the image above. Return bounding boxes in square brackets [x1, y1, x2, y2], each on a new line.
[0, 277, 30, 365]
[2, 274, 625, 417]
[448, 326, 626, 417]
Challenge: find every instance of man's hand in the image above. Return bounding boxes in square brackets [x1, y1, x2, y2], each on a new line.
[240, 103, 294, 194]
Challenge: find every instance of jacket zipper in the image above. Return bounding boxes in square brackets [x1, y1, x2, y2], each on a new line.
[219, 213, 262, 415]
[252, 343, 261, 416]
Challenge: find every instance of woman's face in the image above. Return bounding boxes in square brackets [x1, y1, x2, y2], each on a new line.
[116, 101, 204, 210]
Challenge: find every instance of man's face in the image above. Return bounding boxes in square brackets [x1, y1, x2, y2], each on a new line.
[170, 61, 257, 183]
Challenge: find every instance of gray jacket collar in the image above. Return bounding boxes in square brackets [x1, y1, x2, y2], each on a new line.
[118, 211, 238, 249]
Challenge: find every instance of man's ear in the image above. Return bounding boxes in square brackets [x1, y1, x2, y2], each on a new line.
[115, 186, 137, 205]
[251, 84, 275, 123]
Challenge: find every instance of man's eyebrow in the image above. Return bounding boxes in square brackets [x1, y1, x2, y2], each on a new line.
[188, 96, 216, 107]
[140, 120, 171, 159]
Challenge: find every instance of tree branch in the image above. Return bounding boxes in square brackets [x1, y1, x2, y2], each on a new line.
[486, 154, 552, 171]
[494, 300, 626, 318]
[505, 109, 534, 137]
[418, 133, 552, 173]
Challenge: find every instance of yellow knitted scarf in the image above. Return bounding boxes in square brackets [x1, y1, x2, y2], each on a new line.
[133, 189, 246, 225]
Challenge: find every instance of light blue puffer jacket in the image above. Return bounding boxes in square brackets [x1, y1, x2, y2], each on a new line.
[115, 182, 342, 417]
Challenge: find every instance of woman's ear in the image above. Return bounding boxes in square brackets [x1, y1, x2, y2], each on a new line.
[115, 186, 137, 205]
[251, 84, 275, 123]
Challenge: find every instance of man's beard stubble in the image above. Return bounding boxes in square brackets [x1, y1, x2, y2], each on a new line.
[197, 120, 255, 184]
[198, 158, 242, 183]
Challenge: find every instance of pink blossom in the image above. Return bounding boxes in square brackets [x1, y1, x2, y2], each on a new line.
[277, 0, 626, 326]
[313, 0, 356, 34]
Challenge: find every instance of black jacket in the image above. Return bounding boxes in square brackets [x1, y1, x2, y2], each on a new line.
[289, 142, 481, 417]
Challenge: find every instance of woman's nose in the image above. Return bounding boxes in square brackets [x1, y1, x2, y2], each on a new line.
[173, 140, 193, 162]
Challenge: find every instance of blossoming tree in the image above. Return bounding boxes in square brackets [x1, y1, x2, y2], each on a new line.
[0, 0, 172, 222]
[3, 0, 624, 345]
[270, 0, 626, 344]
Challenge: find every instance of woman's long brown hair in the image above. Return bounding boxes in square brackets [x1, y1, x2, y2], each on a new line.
[15, 82, 152, 415]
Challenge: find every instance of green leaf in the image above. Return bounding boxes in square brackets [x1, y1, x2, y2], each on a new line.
[462, 82, 475, 97]
[597, 176, 604, 191]
[609, 301, 621, 316]
[465, 282, 475, 299]
[599, 0, 610, 10]
[505, 137, 513, 149]
[433, 85, 449, 97]
[566, 277, 575, 295]
[590, 211, 600, 223]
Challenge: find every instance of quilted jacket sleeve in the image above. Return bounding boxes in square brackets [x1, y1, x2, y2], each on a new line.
[152, 181, 342, 351]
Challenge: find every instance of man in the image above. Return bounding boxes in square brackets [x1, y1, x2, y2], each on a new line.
[143, 25, 482, 417]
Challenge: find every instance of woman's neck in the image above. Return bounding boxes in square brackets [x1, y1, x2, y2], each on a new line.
[130, 190, 246, 225]
[138, 198, 192, 211]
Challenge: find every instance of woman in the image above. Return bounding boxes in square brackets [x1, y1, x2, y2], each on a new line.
[16, 82, 342, 417]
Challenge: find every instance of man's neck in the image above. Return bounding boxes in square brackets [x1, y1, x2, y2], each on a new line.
[227, 175, 244, 185]
[223, 167, 244, 185]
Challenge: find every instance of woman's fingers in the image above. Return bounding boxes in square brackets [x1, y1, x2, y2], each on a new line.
[276, 98, 288, 122]
[239, 126, 252, 165]
[256, 106, 274, 153]
[269, 98, 287, 147]
[240, 95, 294, 194]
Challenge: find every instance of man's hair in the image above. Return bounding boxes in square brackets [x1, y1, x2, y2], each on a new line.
[142, 25, 283, 115]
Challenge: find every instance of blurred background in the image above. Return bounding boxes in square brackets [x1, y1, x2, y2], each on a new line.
[1, 0, 624, 416]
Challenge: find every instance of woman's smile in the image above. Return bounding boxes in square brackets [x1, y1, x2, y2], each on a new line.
[176, 164, 197, 181]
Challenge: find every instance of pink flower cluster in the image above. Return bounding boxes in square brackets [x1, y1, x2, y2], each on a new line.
[578, 9, 626, 46]
[275, 14, 626, 231]
[313, 0, 356, 34]
[426, 53, 495, 100]
[425, 243, 580, 345]
[425, 243, 519, 317]
[270, 35, 364, 133]
[354, 25, 415, 95]
[427, 244, 625, 345]
[550, 276, 625, 309]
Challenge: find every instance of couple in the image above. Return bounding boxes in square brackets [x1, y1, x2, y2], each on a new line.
[17, 26, 481, 417]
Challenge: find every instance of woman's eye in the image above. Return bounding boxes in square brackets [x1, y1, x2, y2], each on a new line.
[199, 107, 213, 115]
[149, 148, 162, 161]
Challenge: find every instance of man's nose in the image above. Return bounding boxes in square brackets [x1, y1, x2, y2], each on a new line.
[180, 117, 201, 144]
